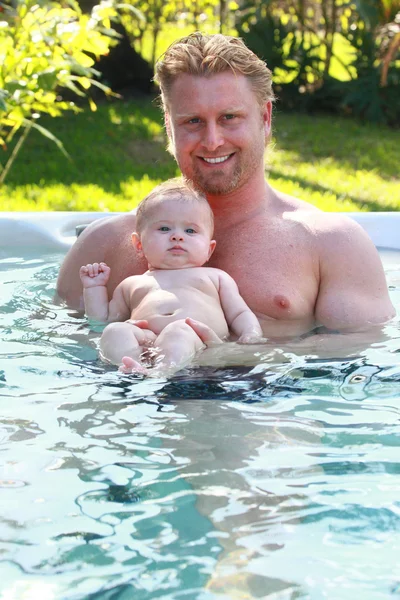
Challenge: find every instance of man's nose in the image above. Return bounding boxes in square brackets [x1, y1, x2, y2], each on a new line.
[202, 122, 223, 151]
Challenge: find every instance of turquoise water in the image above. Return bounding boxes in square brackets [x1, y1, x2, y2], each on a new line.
[1, 247, 400, 599]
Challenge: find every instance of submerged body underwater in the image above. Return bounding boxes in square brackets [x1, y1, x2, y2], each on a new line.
[1, 214, 400, 599]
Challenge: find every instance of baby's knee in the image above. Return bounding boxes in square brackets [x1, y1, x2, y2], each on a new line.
[162, 319, 191, 335]
[102, 322, 130, 338]
[99, 321, 141, 366]
[100, 322, 135, 350]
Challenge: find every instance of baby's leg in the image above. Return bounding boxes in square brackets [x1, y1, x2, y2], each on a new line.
[153, 319, 205, 374]
[99, 321, 156, 368]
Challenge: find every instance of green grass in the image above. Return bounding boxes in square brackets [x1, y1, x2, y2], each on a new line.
[0, 95, 399, 212]
[268, 109, 400, 211]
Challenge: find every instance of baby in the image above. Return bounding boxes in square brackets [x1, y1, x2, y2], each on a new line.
[79, 179, 265, 375]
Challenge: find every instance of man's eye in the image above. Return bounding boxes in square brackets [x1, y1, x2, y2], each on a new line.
[188, 118, 201, 124]
[224, 114, 235, 120]
[185, 228, 196, 234]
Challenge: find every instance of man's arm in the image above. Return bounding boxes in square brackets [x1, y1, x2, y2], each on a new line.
[315, 215, 395, 332]
[56, 213, 144, 310]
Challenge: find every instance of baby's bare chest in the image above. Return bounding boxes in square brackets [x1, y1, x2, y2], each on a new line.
[130, 270, 219, 307]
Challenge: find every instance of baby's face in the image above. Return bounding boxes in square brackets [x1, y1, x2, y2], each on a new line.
[134, 198, 216, 270]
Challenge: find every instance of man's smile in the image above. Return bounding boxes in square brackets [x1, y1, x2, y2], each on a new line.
[201, 154, 233, 164]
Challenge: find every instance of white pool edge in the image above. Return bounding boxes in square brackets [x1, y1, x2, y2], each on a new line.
[0, 211, 399, 251]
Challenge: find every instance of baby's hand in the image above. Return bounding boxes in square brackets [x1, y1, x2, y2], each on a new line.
[79, 262, 110, 288]
[237, 333, 268, 345]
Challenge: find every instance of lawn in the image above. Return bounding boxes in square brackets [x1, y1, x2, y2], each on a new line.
[0, 93, 398, 212]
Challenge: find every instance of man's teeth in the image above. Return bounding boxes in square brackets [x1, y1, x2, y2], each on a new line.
[203, 155, 230, 164]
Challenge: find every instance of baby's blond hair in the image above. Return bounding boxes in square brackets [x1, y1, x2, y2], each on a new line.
[135, 178, 214, 235]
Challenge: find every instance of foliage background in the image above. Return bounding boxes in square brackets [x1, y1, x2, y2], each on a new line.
[0, 0, 399, 211]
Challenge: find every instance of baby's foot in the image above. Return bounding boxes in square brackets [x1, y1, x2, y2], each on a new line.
[119, 356, 148, 375]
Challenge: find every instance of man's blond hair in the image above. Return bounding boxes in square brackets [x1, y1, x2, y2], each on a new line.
[135, 178, 214, 235]
[155, 32, 274, 110]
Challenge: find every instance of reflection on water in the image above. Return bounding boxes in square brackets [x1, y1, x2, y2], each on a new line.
[0, 249, 400, 599]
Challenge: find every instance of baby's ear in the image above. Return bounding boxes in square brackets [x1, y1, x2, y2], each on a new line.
[208, 240, 217, 260]
[132, 232, 142, 254]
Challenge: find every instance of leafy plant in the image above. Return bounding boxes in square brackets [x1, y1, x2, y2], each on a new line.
[339, 0, 400, 122]
[0, 0, 120, 184]
[124, 0, 237, 68]
[236, 0, 400, 124]
[237, 0, 335, 106]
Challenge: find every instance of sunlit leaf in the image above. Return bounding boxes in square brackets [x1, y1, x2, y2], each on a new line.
[0, 0, 118, 183]
[26, 118, 70, 159]
[88, 97, 97, 111]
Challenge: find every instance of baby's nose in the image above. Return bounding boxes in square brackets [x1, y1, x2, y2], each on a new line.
[171, 231, 184, 241]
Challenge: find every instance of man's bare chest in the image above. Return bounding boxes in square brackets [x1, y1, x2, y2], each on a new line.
[208, 225, 319, 322]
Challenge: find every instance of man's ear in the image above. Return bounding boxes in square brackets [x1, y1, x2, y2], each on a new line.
[132, 232, 142, 255]
[208, 240, 217, 260]
[165, 112, 175, 156]
[262, 101, 272, 138]
[165, 112, 171, 138]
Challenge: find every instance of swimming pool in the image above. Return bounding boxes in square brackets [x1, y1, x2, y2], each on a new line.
[1, 212, 400, 599]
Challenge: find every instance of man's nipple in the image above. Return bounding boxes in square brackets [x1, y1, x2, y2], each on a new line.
[274, 295, 291, 311]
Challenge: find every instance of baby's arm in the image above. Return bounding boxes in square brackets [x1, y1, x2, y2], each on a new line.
[217, 270, 265, 343]
[79, 262, 130, 322]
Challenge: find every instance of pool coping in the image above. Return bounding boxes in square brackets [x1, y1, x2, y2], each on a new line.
[0, 211, 399, 251]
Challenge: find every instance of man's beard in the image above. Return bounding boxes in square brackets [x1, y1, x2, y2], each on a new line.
[189, 161, 243, 195]
[180, 134, 266, 196]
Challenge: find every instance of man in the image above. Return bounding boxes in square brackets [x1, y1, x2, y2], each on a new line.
[57, 33, 395, 338]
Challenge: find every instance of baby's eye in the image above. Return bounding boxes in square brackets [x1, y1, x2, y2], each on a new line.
[185, 228, 196, 234]
[159, 226, 170, 232]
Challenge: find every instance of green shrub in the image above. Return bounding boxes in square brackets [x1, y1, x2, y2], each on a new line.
[0, 0, 119, 183]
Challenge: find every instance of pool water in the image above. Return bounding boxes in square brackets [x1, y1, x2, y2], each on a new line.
[1, 247, 400, 599]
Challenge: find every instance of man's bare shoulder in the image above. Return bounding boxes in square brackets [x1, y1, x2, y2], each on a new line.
[56, 212, 140, 309]
[269, 190, 375, 264]
[78, 213, 138, 243]
[60, 212, 139, 278]
[300, 210, 369, 247]
[271, 187, 322, 230]
[275, 189, 363, 241]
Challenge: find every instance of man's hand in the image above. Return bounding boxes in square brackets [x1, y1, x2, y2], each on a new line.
[185, 318, 224, 347]
[79, 262, 110, 289]
[125, 320, 156, 347]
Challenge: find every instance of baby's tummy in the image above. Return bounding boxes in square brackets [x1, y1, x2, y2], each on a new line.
[130, 295, 229, 339]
